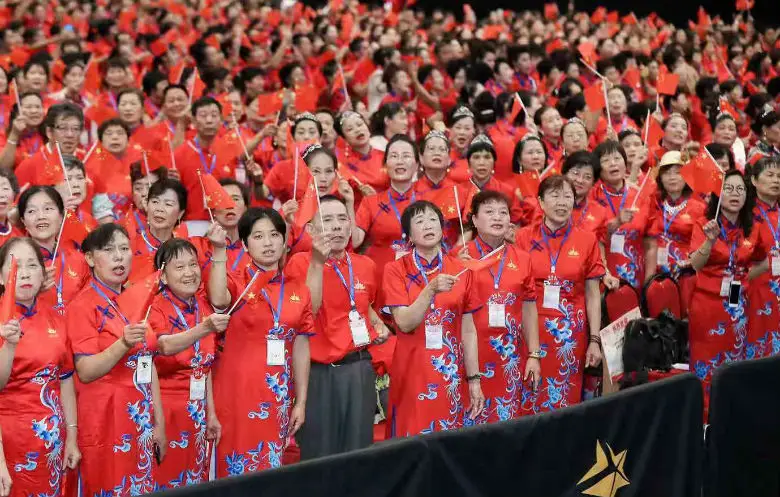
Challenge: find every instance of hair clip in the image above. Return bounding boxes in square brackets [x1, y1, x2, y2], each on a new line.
[295, 111, 318, 124]
[452, 106, 475, 120]
[301, 143, 323, 160]
[423, 129, 449, 144]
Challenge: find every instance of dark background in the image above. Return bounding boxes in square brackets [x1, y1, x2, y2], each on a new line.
[405, 0, 779, 30]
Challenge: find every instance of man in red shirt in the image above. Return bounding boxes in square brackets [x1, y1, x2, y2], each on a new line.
[286, 195, 390, 460]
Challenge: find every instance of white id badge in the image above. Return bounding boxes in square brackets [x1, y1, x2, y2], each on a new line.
[543, 284, 561, 309]
[350, 315, 370, 347]
[189, 375, 206, 400]
[136, 355, 152, 384]
[425, 324, 443, 349]
[657, 246, 669, 266]
[772, 256, 780, 277]
[488, 303, 506, 328]
[610, 233, 625, 254]
[720, 276, 733, 297]
[267, 339, 285, 366]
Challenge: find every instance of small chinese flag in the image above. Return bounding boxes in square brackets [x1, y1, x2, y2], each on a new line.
[8, 78, 19, 107]
[9, 46, 29, 67]
[544, 2, 559, 20]
[578, 42, 597, 66]
[422, 186, 459, 220]
[83, 60, 102, 95]
[719, 97, 740, 120]
[85, 104, 118, 126]
[169, 60, 186, 85]
[656, 72, 680, 95]
[59, 210, 90, 247]
[0, 256, 17, 324]
[340, 11, 354, 42]
[35, 152, 66, 186]
[623, 67, 642, 90]
[216, 93, 234, 118]
[294, 178, 319, 228]
[681, 153, 724, 194]
[256, 92, 285, 115]
[190, 69, 206, 100]
[212, 129, 245, 167]
[591, 7, 607, 24]
[199, 170, 236, 210]
[583, 81, 606, 111]
[459, 246, 505, 273]
[622, 13, 638, 25]
[606, 11, 619, 23]
[645, 117, 664, 147]
[515, 171, 541, 198]
[117, 268, 161, 324]
[294, 85, 319, 113]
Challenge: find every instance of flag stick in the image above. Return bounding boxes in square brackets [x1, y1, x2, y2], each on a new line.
[643, 109, 651, 145]
[82, 141, 99, 164]
[454, 245, 505, 278]
[338, 63, 352, 110]
[226, 270, 260, 315]
[196, 169, 215, 223]
[655, 93, 660, 113]
[12, 78, 20, 108]
[51, 211, 68, 263]
[631, 173, 651, 209]
[714, 183, 725, 219]
[539, 162, 556, 179]
[313, 180, 325, 232]
[142, 151, 153, 189]
[55, 143, 73, 197]
[579, 58, 607, 80]
[293, 146, 299, 199]
[188, 68, 197, 105]
[452, 185, 466, 245]
[232, 115, 252, 161]
[603, 82, 612, 131]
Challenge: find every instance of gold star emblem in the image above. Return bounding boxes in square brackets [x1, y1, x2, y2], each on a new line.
[447, 205, 455, 214]
[507, 261, 517, 270]
[290, 293, 301, 303]
[47, 328, 57, 335]
[681, 213, 691, 220]
[354, 279, 365, 291]
[67, 267, 78, 279]
[743, 239, 752, 247]
[586, 214, 596, 221]
[204, 195, 212, 203]
[578, 440, 630, 497]
[568, 247, 580, 257]
[246, 292, 256, 301]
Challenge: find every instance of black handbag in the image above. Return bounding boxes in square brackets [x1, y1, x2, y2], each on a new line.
[620, 311, 688, 388]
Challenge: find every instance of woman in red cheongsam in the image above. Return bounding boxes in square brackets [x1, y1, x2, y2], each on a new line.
[122, 165, 166, 246]
[149, 239, 228, 488]
[689, 170, 758, 415]
[335, 111, 388, 196]
[67, 223, 166, 497]
[516, 175, 604, 413]
[591, 140, 650, 289]
[535, 106, 564, 168]
[745, 157, 780, 359]
[207, 208, 312, 476]
[382, 200, 485, 436]
[644, 151, 706, 283]
[0, 92, 45, 171]
[562, 151, 608, 235]
[0, 238, 81, 497]
[462, 190, 540, 423]
[18, 186, 90, 314]
[0, 171, 22, 247]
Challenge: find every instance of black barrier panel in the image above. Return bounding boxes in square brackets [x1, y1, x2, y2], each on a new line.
[707, 356, 780, 497]
[426, 374, 703, 497]
[158, 436, 430, 497]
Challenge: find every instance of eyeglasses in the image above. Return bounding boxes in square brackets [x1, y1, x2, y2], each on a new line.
[722, 185, 746, 195]
[55, 125, 82, 135]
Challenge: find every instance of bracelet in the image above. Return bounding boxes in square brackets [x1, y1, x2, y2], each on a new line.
[466, 374, 481, 382]
[589, 335, 602, 345]
[6, 139, 17, 146]
[528, 350, 543, 359]
[67, 423, 77, 428]
[211, 258, 227, 263]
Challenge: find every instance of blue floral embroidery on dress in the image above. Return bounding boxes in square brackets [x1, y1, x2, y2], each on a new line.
[14, 452, 38, 472]
[29, 365, 65, 497]
[417, 384, 439, 400]
[248, 402, 271, 420]
[113, 434, 132, 453]
[693, 296, 748, 391]
[169, 431, 190, 449]
[613, 230, 642, 288]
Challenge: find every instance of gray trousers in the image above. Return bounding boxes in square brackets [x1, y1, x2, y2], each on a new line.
[296, 356, 376, 460]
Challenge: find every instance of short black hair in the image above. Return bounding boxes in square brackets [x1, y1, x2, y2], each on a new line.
[219, 178, 250, 206]
[237, 207, 286, 245]
[594, 140, 628, 171]
[105, 56, 131, 71]
[81, 223, 130, 253]
[148, 178, 188, 212]
[470, 190, 510, 218]
[98, 118, 130, 141]
[45, 102, 84, 130]
[706, 169, 752, 238]
[142, 70, 169, 96]
[163, 84, 190, 101]
[191, 95, 222, 116]
[154, 238, 199, 270]
[562, 150, 598, 177]
[18, 185, 64, 217]
[61, 154, 85, 174]
[400, 200, 443, 238]
[383, 134, 418, 165]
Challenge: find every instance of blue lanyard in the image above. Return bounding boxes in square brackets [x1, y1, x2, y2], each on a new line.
[139, 228, 159, 253]
[194, 138, 216, 174]
[759, 206, 780, 249]
[163, 290, 203, 365]
[719, 224, 739, 273]
[108, 92, 117, 111]
[387, 190, 415, 238]
[259, 274, 285, 330]
[662, 201, 686, 238]
[540, 223, 572, 275]
[331, 253, 357, 309]
[412, 248, 442, 310]
[602, 184, 628, 217]
[475, 239, 507, 290]
[55, 252, 65, 308]
[91, 282, 129, 324]
[230, 247, 245, 271]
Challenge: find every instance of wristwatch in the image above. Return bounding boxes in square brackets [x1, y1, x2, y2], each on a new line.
[528, 350, 543, 359]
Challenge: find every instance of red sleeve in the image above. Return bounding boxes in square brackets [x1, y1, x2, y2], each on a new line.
[225, 270, 241, 304]
[147, 299, 170, 338]
[66, 297, 100, 356]
[284, 253, 309, 283]
[296, 285, 316, 337]
[463, 271, 482, 313]
[521, 252, 537, 301]
[689, 222, 706, 253]
[381, 259, 410, 308]
[355, 197, 373, 233]
[15, 155, 35, 187]
[365, 258, 378, 303]
[584, 233, 606, 280]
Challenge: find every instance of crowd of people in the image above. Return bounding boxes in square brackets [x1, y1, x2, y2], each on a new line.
[0, 0, 777, 495]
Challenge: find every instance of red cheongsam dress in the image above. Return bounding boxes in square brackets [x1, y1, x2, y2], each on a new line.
[646, 195, 706, 276]
[464, 239, 536, 423]
[336, 146, 389, 193]
[67, 278, 159, 496]
[591, 181, 649, 289]
[213, 269, 314, 477]
[38, 244, 90, 314]
[516, 222, 605, 413]
[149, 290, 216, 488]
[415, 175, 459, 249]
[0, 303, 73, 497]
[382, 251, 481, 436]
[572, 197, 607, 234]
[746, 200, 780, 359]
[688, 219, 758, 413]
